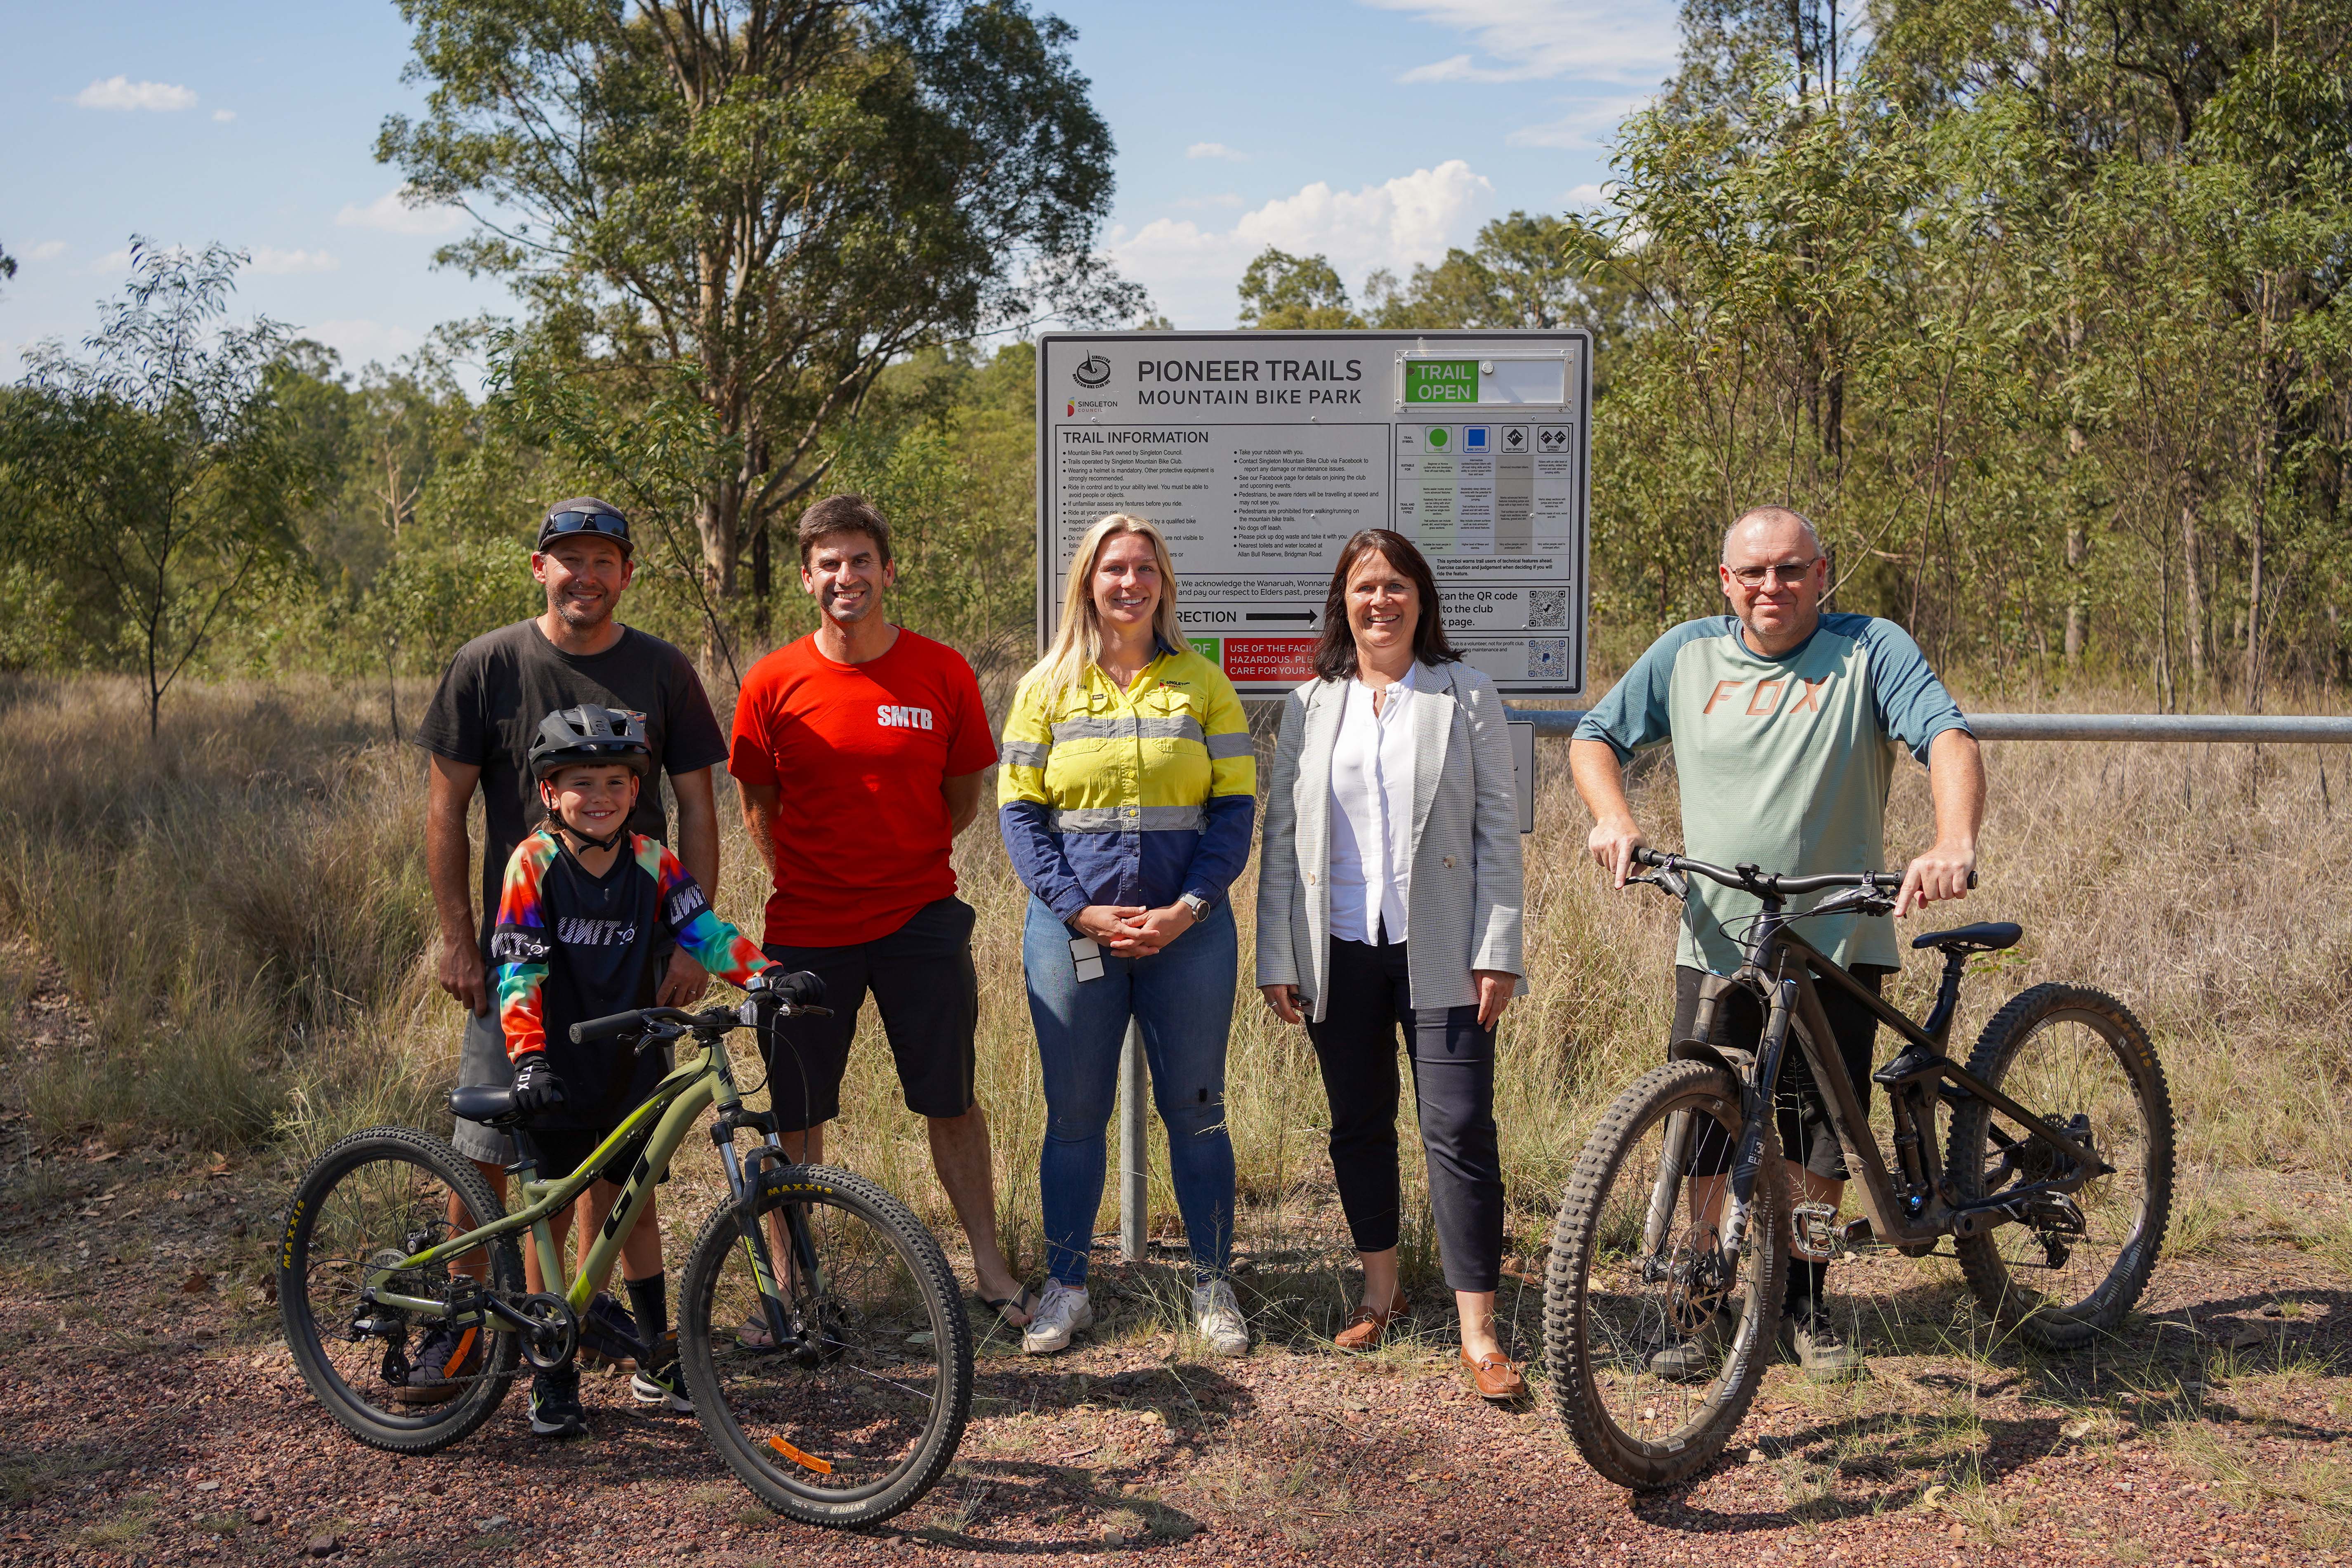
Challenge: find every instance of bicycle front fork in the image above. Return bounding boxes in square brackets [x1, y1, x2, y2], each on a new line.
[1720, 978, 1798, 1265]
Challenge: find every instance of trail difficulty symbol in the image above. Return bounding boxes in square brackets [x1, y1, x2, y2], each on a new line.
[1073, 355, 1112, 388]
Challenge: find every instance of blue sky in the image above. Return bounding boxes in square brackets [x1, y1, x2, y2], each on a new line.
[0, 1, 1680, 382]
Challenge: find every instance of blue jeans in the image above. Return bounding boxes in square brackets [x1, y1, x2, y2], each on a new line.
[1021, 895, 1238, 1287]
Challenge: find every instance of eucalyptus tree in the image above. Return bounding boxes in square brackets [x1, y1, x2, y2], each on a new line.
[0, 241, 311, 735]
[379, 0, 1135, 616]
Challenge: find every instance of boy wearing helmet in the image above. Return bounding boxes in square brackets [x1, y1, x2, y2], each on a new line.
[489, 704, 778, 1438]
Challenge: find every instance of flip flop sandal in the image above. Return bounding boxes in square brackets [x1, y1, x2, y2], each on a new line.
[977, 1286, 1042, 1329]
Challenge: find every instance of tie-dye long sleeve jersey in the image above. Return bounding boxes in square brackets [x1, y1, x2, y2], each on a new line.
[489, 828, 770, 1129]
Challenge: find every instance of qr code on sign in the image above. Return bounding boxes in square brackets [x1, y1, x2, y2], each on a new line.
[1529, 589, 1567, 627]
[1529, 639, 1570, 679]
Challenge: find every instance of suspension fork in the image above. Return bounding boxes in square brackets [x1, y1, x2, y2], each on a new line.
[1641, 1111, 1694, 1270]
[1722, 977, 1798, 1263]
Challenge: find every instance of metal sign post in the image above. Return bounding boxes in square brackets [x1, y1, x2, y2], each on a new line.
[1038, 330, 1595, 698]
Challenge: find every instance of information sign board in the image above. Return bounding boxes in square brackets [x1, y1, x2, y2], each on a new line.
[1037, 330, 1591, 696]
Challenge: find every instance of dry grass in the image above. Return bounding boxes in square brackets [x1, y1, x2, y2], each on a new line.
[2, 670, 2349, 1293]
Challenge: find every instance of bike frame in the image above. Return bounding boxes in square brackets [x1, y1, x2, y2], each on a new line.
[360, 1032, 800, 1345]
[1680, 907, 2109, 1262]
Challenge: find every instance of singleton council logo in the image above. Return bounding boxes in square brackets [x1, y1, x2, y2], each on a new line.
[1073, 354, 1112, 388]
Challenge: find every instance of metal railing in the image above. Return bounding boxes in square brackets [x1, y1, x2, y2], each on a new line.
[1500, 709, 2352, 743]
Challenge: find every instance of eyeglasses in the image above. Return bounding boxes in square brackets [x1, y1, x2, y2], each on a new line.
[539, 509, 631, 546]
[1726, 558, 1820, 589]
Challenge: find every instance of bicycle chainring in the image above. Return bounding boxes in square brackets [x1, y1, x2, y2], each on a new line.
[516, 1292, 579, 1371]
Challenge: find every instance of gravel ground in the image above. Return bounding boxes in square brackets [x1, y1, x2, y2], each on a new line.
[3, 1112, 2346, 1568]
[3, 974, 2345, 1568]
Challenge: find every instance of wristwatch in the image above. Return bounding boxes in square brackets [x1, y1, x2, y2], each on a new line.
[1177, 892, 1211, 922]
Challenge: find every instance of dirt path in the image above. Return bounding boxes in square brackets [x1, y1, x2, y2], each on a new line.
[2, 1111, 2344, 1568]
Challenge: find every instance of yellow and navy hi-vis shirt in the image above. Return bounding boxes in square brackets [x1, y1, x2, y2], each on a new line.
[997, 641, 1256, 921]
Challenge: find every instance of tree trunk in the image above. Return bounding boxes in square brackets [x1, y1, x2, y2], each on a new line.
[2181, 481, 2206, 689]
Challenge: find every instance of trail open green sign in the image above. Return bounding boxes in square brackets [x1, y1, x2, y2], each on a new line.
[1403, 359, 1481, 404]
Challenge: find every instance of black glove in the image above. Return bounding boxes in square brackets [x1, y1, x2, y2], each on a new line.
[750, 969, 826, 1010]
[511, 1052, 566, 1115]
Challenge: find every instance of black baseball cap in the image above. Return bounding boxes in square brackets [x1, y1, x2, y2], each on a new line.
[536, 497, 633, 558]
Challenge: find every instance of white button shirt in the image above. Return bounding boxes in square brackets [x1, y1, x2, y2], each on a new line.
[1327, 664, 1416, 944]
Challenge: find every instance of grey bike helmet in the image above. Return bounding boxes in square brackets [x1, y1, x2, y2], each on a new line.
[528, 705, 652, 780]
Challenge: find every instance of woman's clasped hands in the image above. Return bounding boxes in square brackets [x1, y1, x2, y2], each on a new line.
[1071, 901, 1195, 958]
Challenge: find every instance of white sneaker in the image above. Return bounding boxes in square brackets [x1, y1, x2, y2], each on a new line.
[1022, 1280, 1092, 1355]
[1193, 1277, 1250, 1358]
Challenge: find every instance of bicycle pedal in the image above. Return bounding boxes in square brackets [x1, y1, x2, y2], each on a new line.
[1791, 1202, 1839, 1259]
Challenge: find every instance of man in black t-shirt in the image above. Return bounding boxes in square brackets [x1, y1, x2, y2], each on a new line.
[414, 498, 729, 1188]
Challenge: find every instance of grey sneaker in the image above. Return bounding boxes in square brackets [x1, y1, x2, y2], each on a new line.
[1021, 1280, 1092, 1355]
[1647, 1311, 1734, 1383]
[1192, 1278, 1250, 1358]
[1783, 1309, 1866, 1379]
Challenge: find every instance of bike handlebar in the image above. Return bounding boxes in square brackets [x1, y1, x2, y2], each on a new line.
[568, 969, 828, 1046]
[1630, 846, 1901, 898]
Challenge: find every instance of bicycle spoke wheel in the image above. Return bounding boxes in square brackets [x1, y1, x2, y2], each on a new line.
[1545, 1060, 1783, 1490]
[277, 1127, 522, 1452]
[680, 1163, 971, 1529]
[1948, 984, 2173, 1347]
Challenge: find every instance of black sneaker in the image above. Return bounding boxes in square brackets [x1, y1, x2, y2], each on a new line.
[1646, 1311, 1734, 1384]
[630, 1330, 691, 1413]
[394, 1323, 483, 1407]
[577, 1292, 644, 1370]
[528, 1368, 588, 1438]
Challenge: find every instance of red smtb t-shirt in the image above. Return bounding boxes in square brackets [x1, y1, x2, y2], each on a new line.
[728, 630, 997, 948]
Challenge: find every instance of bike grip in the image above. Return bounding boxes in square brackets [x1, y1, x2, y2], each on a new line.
[1631, 846, 1666, 868]
[765, 969, 826, 1008]
[570, 1012, 643, 1045]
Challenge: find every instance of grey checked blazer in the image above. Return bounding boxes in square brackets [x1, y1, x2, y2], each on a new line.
[1255, 659, 1526, 1023]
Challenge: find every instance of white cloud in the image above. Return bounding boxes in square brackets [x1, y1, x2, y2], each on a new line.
[335, 186, 466, 236]
[305, 319, 425, 367]
[29, 241, 67, 262]
[1187, 142, 1249, 162]
[249, 247, 339, 275]
[73, 75, 198, 112]
[212, 108, 236, 123]
[92, 247, 133, 275]
[1109, 160, 1496, 326]
[1561, 182, 1608, 208]
[1365, 0, 1679, 84]
[1507, 91, 1652, 149]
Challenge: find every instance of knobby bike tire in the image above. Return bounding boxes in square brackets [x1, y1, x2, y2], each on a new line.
[277, 1125, 524, 1453]
[1544, 1059, 1786, 1490]
[677, 1162, 973, 1528]
[1945, 984, 2173, 1349]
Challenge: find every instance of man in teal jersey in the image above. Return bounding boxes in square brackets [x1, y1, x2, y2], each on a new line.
[1570, 505, 1985, 1377]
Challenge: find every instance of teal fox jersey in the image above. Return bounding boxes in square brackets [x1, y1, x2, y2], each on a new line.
[1576, 614, 1970, 972]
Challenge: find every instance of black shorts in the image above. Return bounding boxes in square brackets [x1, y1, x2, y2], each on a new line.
[1675, 963, 1892, 1182]
[760, 896, 979, 1132]
[526, 1122, 661, 1189]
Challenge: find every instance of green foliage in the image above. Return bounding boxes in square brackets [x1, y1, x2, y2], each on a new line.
[0, 241, 319, 732]
[380, 0, 1136, 611]
[1237, 249, 1364, 329]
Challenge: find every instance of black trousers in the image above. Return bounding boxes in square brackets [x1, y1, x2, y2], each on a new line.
[1306, 935, 1503, 1292]
[1674, 963, 1890, 1181]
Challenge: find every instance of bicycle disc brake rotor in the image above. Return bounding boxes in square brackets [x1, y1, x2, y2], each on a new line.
[1666, 1245, 1732, 1333]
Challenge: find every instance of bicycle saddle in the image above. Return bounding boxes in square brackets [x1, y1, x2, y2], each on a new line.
[446, 1086, 526, 1127]
[1910, 921, 2023, 954]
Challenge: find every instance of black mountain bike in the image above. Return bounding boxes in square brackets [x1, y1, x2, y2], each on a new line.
[277, 978, 973, 1528]
[1543, 849, 2173, 1490]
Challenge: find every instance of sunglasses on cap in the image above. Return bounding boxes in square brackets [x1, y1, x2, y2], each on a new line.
[537, 509, 633, 552]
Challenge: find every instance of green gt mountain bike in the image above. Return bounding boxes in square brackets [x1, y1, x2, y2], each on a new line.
[1544, 849, 2173, 1490]
[276, 975, 973, 1528]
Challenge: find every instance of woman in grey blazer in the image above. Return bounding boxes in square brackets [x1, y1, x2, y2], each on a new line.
[1256, 529, 1527, 1400]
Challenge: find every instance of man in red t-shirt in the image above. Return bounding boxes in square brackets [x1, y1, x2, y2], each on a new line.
[729, 495, 1036, 1325]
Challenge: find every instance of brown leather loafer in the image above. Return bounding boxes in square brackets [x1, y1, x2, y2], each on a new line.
[1460, 1347, 1525, 1402]
[1332, 1290, 1411, 1353]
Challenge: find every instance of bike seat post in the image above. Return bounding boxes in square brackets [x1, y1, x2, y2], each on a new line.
[1921, 950, 1970, 1044]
